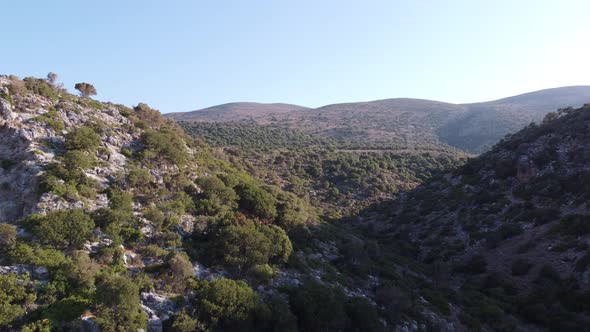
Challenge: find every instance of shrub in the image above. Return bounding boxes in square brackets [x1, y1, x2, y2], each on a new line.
[288, 279, 349, 331]
[167, 252, 193, 291]
[0, 224, 16, 249]
[0, 274, 36, 327]
[235, 182, 277, 220]
[345, 297, 384, 332]
[553, 215, 590, 236]
[194, 278, 264, 330]
[65, 126, 101, 152]
[63, 150, 96, 170]
[249, 264, 274, 284]
[511, 258, 533, 276]
[23, 77, 58, 100]
[140, 129, 189, 165]
[108, 189, 134, 213]
[454, 255, 487, 274]
[1, 159, 16, 170]
[32, 108, 64, 132]
[168, 309, 202, 332]
[95, 274, 146, 331]
[24, 209, 94, 248]
[120, 147, 133, 158]
[127, 167, 152, 188]
[211, 221, 272, 273]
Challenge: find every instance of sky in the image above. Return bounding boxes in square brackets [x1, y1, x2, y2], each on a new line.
[2, 0, 590, 113]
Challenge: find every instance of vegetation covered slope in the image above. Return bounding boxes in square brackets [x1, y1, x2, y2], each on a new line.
[0, 74, 466, 332]
[181, 120, 467, 216]
[166, 102, 308, 122]
[359, 104, 590, 330]
[168, 86, 590, 153]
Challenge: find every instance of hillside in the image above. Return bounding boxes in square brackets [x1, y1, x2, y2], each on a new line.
[180, 120, 468, 216]
[2, 73, 589, 332]
[359, 104, 590, 330]
[0, 74, 471, 332]
[167, 86, 590, 153]
[166, 102, 308, 122]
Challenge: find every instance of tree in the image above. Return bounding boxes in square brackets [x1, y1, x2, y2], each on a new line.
[74, 82, 97, 98]
[212, 220, 272, 274]
[259, 224, 292, 264]
[25, 209, 95, 248]
[234, 182, 277, 220]
[195, 278, 263, 329]
[46, 72, 58, 85]
[95, 274, 147, 331]
[167, 252, 193, 291]
[65, 126, 101, 152]
[0, 223, 17, 249]
[0, 274, 36, 327]
[168, 310, 202, 332]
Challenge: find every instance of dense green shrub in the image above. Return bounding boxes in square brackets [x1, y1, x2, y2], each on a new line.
[140, 128, 189, 165]
[95, 274, 147, 331]
[288, 279, 349, 331]
[193, 278, 265, 330]
[235, 182, 277, 220]
[0, 223, 17, 249]
[24, 209, 94, 248]
[65, 126, 101, 152]
[23, 77, 58, 100]
[0, 274, 36, 327]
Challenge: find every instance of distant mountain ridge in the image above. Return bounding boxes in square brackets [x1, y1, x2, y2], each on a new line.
[166, 102, 309, 122]
[167, 86, 590, 153]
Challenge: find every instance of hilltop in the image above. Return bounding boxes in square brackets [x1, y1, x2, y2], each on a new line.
[166, 102, 308, 122]
[167, 86, 590, 153]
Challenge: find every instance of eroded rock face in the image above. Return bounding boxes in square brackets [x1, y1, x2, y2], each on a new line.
[141, 292, 175, 332]
[0, 125, 37, 222]
[0, 78, 138, 222]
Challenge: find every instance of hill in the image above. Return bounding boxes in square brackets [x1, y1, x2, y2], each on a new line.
[359, 104, 590, 330]
[167, 86, 590, 153]
[166, 102, 308, 122]
[0, 74, 467, 332]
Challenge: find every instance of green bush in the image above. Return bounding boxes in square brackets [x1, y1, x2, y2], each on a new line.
[140, 128, 189, 165]
[23, 77, 58, 100]
[249, 264, 274, 284]
[235, 182, 277, 220]
[120, 147, 133, 158]
[24, 209, 95, 249]
[95, 274, 147, 331]
[0, 274, 36, 327]
[32, 108, 64, 131]
[194, 278, 265, 330]
[0, 223, 17, 249]
[65, 126, 101, 152]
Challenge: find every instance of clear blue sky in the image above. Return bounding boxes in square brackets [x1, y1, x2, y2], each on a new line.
[2, 0, 589, 113]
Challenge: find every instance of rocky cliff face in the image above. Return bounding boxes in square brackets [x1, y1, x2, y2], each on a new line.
[0, 77, 135, 222]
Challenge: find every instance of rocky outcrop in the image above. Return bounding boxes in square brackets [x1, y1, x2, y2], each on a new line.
[0, 78, 139, 222]
[141, 292, 175, 332]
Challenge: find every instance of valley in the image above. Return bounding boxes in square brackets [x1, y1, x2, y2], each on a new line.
[0, 74, 589, 332]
